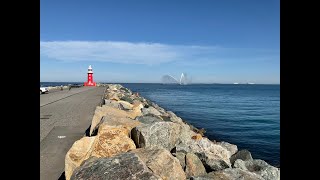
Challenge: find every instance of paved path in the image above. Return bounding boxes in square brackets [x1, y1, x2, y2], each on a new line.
[40, 86, 105, 180]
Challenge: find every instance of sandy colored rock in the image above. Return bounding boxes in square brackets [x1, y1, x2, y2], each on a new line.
[90, 105, 143, 135]
[185, 153, 206, 177]
[118, 100, 134, 110]
[191, 134, 202, 141]
[97, 116, 141, 133]
[107, 93, 120, 101]
[65, 137, 96, 180]
[132, 148, 186, 180]
[91, 125, 136, 158]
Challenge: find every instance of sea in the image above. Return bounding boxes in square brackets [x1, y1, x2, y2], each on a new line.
[41, 82, 280, 166]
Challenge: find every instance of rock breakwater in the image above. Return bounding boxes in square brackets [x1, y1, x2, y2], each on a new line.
[65, 84, 280, 180]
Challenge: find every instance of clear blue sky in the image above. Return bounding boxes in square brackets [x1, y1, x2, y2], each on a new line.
[40, 0, 279, 84]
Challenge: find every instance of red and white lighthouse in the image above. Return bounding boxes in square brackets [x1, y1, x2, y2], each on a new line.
[84, 65, 96, 86]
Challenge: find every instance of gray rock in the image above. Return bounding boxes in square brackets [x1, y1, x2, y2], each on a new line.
[167, 111, 184, 124]
[195, 151, 230, 171]
[131, 122, 182, 151]
[71, 152, 161, 180]
[135, 114, 163, 124]
[192, 168, 263, 180]
[230, 149, 253, 165]
[185, 153, 206, 178]
[234, 159, 280, 180]
[120, 95, 134, 104]
[175, 152, 186, 170]
[104, 99, 120, 109]
[215, 141, 238, 156]
[120, 87, 132, 94]
[141, 107, 162, 116]
[132, 148, 186, 180]
[176, 134, 233, 171]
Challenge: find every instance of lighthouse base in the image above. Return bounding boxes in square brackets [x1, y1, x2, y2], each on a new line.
[84, 82, 96, 86]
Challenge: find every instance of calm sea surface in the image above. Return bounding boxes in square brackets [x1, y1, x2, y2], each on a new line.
[122, 83, 280, 166]
[41, 82, 280, 166]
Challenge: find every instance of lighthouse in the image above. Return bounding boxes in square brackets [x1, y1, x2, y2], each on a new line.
[84, 65, 96, 86]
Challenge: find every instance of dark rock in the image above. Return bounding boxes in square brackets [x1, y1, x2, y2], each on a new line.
[120, 87, 132, 94]
[230, 149, 253, 165]
[71, 152, 161, 180]
[120, 95, 134, 104]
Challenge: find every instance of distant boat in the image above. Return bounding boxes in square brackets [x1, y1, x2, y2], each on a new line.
[247, 82, 255, 84]
[233, 83, 239, 84]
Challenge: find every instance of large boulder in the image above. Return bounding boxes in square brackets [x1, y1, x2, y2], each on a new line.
[234, 159, 280, 180]
[230, 149, 253, 165]
[65, 137, 96, 180]
[141, 107, 162, 116]
[131, 121, 182, 151]
[91, 116, 141, 136]
[104, 99, 120, 109]
[185, 153, 206, 178]
[190, 168, 264, 180]
[90, 105, 143, 135]
[176, 132, 235, 171]
[91, 125, 136, 158]
[118, 100, 134, 110]
[135, 114, 163, 124]
[132, 148, 186, 180]
[215, 141, 238, 156]
[106, 93, 120, 101]
[71, 152, 162, 180]
[104, 100, 133, 110]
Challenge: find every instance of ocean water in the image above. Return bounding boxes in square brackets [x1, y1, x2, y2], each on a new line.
[121, 83, 280, 166]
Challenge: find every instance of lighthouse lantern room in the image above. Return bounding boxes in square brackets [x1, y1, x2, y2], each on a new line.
[84, 65, 96, 86]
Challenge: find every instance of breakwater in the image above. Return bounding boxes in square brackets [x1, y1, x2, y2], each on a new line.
[64, 84, 280, 180]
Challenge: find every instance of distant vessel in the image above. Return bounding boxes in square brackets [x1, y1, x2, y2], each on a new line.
[233, 83, 239, 84]
[247, 82, 255, 84]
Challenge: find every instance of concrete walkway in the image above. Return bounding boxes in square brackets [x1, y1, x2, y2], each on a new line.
[40, 86, 105, 180]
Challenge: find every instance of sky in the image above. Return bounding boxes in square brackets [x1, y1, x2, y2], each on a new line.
[40, 0, 280, 84]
